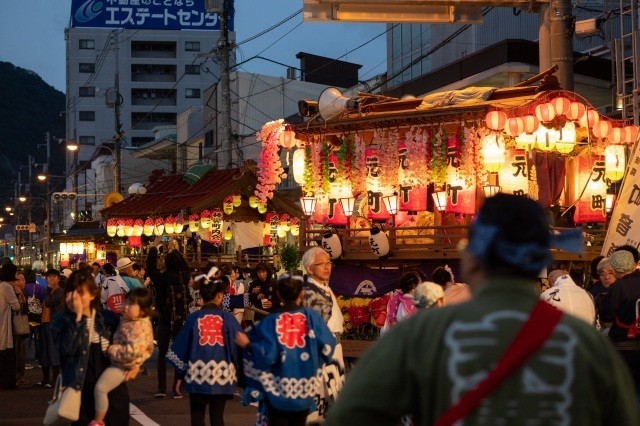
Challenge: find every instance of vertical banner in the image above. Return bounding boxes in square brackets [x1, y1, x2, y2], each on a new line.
[573, 154, 607, 225]
[365, 147, 390, 220]
[445, 134, 475, 214]
[327, 154, 348, 226]
[499, 149, 529, 196]
[210, 209, 224, 244]
[603, 142, 640, 255]
[398, 142, 428, 212]
[265, 212, 280, 246]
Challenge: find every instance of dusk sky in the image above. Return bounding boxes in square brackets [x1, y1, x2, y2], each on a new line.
[0, 1, 387, 92]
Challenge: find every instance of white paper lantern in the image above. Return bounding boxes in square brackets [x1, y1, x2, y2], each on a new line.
[369, 226, 390, 258]
[321, 231, 342, 259]
[292, 149, 305, 185]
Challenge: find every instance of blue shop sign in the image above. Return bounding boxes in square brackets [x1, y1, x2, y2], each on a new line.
[71, 0, 233, 31]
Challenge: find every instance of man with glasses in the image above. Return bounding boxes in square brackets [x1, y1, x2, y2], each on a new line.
[301, 247, 343, 422]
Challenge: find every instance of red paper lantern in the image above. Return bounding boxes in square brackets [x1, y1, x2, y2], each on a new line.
[485, 110, 507, 131]
[535, 103, 556, 123]
[522, 115, 539, 134]
[609, 127, 625, 144]
[592, 121, 612, 139]
[279, 124, 295, 149]
[579, 109, 600, 129]
[552, 97, 571, 116]
[566, 102, 586, 120]
[573, 154, 606, 224]
[505, 117, 525, 137]
[625, 125, 640, 144]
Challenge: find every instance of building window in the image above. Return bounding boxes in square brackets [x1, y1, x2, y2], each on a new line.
[79, 86, 95, 97]
[79, 111, 95, 121]
[131, 137, 154, 147]
[79, 39, 95, 49]
[79, 63, 95, 73]
[185, 88, 201, 98]
[185, 64, 200, 75]
[185, 41, 200, 51]
[78, 136, 95, 145]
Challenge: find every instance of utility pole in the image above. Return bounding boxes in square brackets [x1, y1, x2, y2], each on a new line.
[113, 30, 123, 193]
[549, 0, 574, 90]
[220, 0, 233, 168]
[44, 131, 51, 265]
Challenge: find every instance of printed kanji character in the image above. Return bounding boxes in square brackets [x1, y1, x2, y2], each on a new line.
[198, 314, 225, 346]
[276, 312, 308, 349]
[616, 214, 634, 237]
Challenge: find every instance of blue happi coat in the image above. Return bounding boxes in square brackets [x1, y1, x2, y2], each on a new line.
[167, 304, 242, 395]
[243, 306, 336, 412]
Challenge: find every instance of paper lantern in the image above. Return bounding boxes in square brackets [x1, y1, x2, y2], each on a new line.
[624, 125, 639, 144]
[481, 134, 505, 172]
[279, 214, 291, 231]
[485, 110, 507, 131]
[505, 117, 525, 137]
[257, 203, 267, 214]
[249, 196, 259, 209]
[210, 210, 224, 244]
[154, 217, 164, 236]
[133, 219, 144, 237]
[143, 218, 154, 236]
[432, 191, 447, 212]
[605, 145, 626, 182]
[292, 149, 305, 185]
[164, 216, 176, 234]
[535, 126, 559, 152]
[279, 125, 295, 149]
[397, 142, 428, 212]
[200, 210, 211, 229]
[552, 96, 571, 116]
[592, 120, 613, 139]
[232, 195, 242, 207]
[124, 218, 135, 237]
[290, 218, 300, 236]
[555, 121, 577, 154]
[515, 132, 537, 150]
[277, 226, 287, 238]
[609, 127, 625, 145]
[573, 154, 606, 224]
[365, 147, 392, 221]
[498, 149, 528, 196]
[579, 109, 600, 129]
[224, 226, 233, 240]
[106, 219, 117, 237]
[321, 230, 342, 259]
[223, 199, 234, 215]
[522, 115, 540, 134]
[566, 102, 586, 120]
[535, 103, 556, 122]
[116, 219, 126, 237]
[368, 226, 390, 258]
[188, 214, 200, 232]
[174, 216, 184, 233]
[87, 242, 96, 253]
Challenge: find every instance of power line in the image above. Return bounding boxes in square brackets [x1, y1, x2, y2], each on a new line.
[237, 9, 302, 46]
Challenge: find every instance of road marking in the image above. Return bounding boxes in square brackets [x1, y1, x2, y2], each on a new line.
[130, 403, 160, 426]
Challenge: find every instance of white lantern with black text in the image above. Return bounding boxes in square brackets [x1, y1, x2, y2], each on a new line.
[321, 230, 342, 259]
[369, 226, 390, 258]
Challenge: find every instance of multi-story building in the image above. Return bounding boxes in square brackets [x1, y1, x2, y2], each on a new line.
[64, 0, 230, 216]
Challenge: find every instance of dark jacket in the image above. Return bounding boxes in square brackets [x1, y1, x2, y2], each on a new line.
[601, 270, 640, 342]
[146, 247, 192, 326]
[249, 276, 281, 321]
[50, 308, 118, 389]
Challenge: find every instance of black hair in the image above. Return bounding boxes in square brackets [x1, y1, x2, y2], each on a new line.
[132, 263, 142, 272]
[126, 287, 153, 317]
[432, 267, 453, 286]
[277, 274, 303, 303]
[45, 268, 60, 278]
[164, 250, 190, 272]
[64, 270, 100, 310]
[200, 279, 226, 302]
[471, 193, 550, 278]
[23, 268, 36, 284]
[219, 265, 234, 276]
[102, 263, 116, 276]
[219, 275, 231, 293]
[614, 245, 640, 263]
[78, 262, 93, 274]
[590, 255, 605, 280]
[0, 263, 18, 282]
[92, 262, 101, 267]
[399, 270, 422, 294]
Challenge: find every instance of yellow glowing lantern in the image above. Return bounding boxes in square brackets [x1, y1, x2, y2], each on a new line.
[277, 226, 287, 238]
[481, 134, 506, 173]
[164, 216, 176, 234]
[116, 219, 126, 237]
[87, 242, 96, 254]
[579, 109, 600, 129]
[609, 127, 625, 145]
[143, 218, 154, 236]
[625, 125, 639, 144]
[485, 110, 507, 131]
[555, 121, 577, 154]
[249, 196, 259, 209]
[200, 210, 211, 229]
[133, 219, 144, 237]
[257, 203, 268, 214]
[224, 226, 233, 240]
[124, 218, 135, 237]
[174, 216, 184, 233]
[154, 217, 164, 236]
[535, 102, 556, 123]
[106, 219, 117, 237]
[188, 214, 200, 232]
[60, 243, 68, 254]
[223, 198, 234, 215]
[290, 218, 300, 236]
[504, 117, 525, 137]
[605, 144, 626, 182]
[535, 126, 560, 151]
[515, 132, 536, 150]
[552, 97, 571, 116]
[292, 148, 305, 184]
[592, 120, 612, 139]
[566, 101, 586, 120]
[232, 195, 242, 207]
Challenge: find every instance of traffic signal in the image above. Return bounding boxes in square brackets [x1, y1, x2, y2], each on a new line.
[52, 192, 77, 202]
[15, 225, 29, 231]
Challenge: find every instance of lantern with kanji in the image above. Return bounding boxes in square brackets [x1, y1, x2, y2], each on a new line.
[365, 147, 391, 221]
[498, 149, 528, 196]
[397, 141, 428, 212]
[200, 210, 212, 229]
[573, 153, 607, 224]
[116, 218, 126, 237]
[154, 217, 165, 236]
[481, 134, 505, 172]
[555, 121, 577, 154]
[265, 212, 280, 246]
[124, 218, 135, 237]
[535, 126, 560, 152]
[605, 145, 626, 182]
[369, 226, 390, 258]
[321, 230, 342, 259]
[133, 219, 144, 237]
[174, 215, 184, 233]
[189, 214, 200, 232]
[106, 219, 117, 237]
[326, 154, 349, 226]
[210, 210, 224, 244]
[143, 218, 154, 236]
[223, 197, 234, 215]
[164, 216, 176, 234]
[290, 217, 300, 236]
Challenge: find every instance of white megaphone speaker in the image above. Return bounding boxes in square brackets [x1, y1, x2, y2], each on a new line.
[318, 87, 360, 121]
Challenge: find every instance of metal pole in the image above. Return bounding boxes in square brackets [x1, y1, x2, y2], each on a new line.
[538, 4, 551, 72]
[220, 0, 233, 168]
[113, 30, 123, 193]
[44, 132, 51, 265]
[550, 0, 574, 90]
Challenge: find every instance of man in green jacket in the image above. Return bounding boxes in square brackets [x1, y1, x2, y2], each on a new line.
[327, 193, 639, 425]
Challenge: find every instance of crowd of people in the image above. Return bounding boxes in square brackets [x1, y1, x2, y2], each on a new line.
[2, 194, 640, 425]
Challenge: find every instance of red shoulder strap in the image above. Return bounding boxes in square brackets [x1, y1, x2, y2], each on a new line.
[435, 300, 563, 426]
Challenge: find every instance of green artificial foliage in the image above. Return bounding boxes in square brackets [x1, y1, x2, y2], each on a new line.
[280, 243, 300, 273]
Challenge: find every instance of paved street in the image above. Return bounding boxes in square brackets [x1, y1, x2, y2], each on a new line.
[0, 349, 258, 426]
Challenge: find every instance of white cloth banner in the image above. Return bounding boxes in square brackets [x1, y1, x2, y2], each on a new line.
[233, 221, 264, 250]
[602, 141, 640, 256]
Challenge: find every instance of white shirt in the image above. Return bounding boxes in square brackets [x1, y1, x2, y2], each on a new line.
[540, 275, 596, 325]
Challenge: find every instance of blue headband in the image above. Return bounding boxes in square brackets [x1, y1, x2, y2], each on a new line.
[467, 216, 583, 276]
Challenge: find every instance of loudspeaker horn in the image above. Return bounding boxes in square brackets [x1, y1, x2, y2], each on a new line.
[318, 87, 359, 121]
